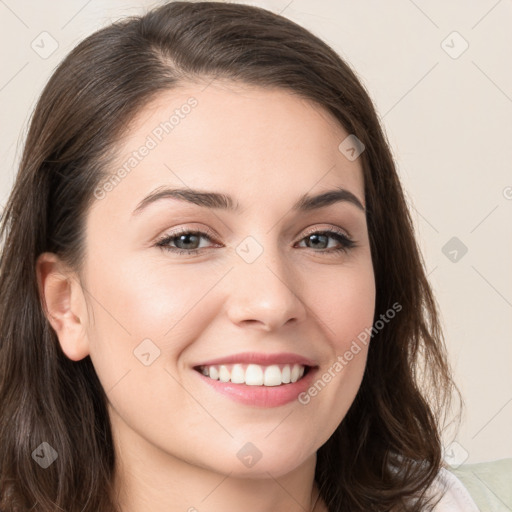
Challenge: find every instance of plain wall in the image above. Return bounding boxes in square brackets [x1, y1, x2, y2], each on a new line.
[0, 0, 510, 464]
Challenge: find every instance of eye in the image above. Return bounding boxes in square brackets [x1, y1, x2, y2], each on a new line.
[155, 227, 219, 255]
[295, 226, 356, 254]
[155, 225, 357, 256]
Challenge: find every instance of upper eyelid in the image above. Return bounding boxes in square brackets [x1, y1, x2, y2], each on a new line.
[301, 224, 351, 239]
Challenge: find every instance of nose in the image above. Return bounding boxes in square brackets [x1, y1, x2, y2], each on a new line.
[225, 242, 307, 331]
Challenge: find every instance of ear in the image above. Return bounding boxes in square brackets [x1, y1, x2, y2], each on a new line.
[36, 252, 90, 361]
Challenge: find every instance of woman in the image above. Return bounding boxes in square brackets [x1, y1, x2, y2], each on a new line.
[0, 2, 479, 511]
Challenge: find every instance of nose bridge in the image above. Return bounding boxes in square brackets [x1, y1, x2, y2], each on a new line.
[226, 232, 306, 329]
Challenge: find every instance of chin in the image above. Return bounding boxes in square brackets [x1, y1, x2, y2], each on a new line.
[203, 438, 316, 479]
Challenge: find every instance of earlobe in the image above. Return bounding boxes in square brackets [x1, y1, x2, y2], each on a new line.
[36, 252, 90, 361]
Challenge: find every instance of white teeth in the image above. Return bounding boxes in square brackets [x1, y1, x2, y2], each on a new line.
[219, 365, 230, 382]
[263, 365, 282, 387]
[230, 364, 245, 384]
[209, 365, 219, 380]
[198, 363, 307, 386]
[291, 364, 301, 383]
[245, 364, 264, 385]
[281, 365, 291, 383]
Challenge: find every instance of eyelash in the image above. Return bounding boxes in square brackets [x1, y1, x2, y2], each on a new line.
[155, 225, 357, 256]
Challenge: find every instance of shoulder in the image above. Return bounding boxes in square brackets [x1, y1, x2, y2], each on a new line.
[427, 467, 480, 512]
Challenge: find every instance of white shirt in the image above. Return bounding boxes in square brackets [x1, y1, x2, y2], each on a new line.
[430, 467, 480, 511]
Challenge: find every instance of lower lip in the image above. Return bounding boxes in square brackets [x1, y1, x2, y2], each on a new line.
[194, 367, 319, 407]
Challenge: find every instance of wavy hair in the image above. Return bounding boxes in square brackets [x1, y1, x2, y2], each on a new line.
[0, 2, 460, 510]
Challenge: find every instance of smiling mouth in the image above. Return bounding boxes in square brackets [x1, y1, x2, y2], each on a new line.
[194, 363, 312, 387]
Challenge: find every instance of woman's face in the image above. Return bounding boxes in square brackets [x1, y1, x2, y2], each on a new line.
[78, 81, 375, 477]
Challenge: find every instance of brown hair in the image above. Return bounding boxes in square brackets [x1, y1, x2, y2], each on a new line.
[0, 2, 460, 510]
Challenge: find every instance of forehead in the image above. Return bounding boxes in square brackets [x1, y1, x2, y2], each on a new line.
[92, 80, 365, 218]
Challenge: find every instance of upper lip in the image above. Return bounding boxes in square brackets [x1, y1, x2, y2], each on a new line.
[194, 352, 318, 368]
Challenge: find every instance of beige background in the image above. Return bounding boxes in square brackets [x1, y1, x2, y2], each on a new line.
[0, 0, 510, 464]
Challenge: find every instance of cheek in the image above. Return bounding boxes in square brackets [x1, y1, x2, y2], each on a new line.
[297, 257, 375, 430]
[88, 252, 222, 339]
[317, 259, 376, 348]
[83, 253, 227, 384]
[84, 255, 213, 428]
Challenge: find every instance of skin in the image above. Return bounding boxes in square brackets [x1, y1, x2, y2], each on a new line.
[37, 81, 376, 512]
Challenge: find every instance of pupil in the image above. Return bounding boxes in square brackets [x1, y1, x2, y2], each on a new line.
[309, 234, 327, 249]
[178, 234, 198, 249]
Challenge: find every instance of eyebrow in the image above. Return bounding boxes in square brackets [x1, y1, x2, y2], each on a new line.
[132, 186, 365, 216]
